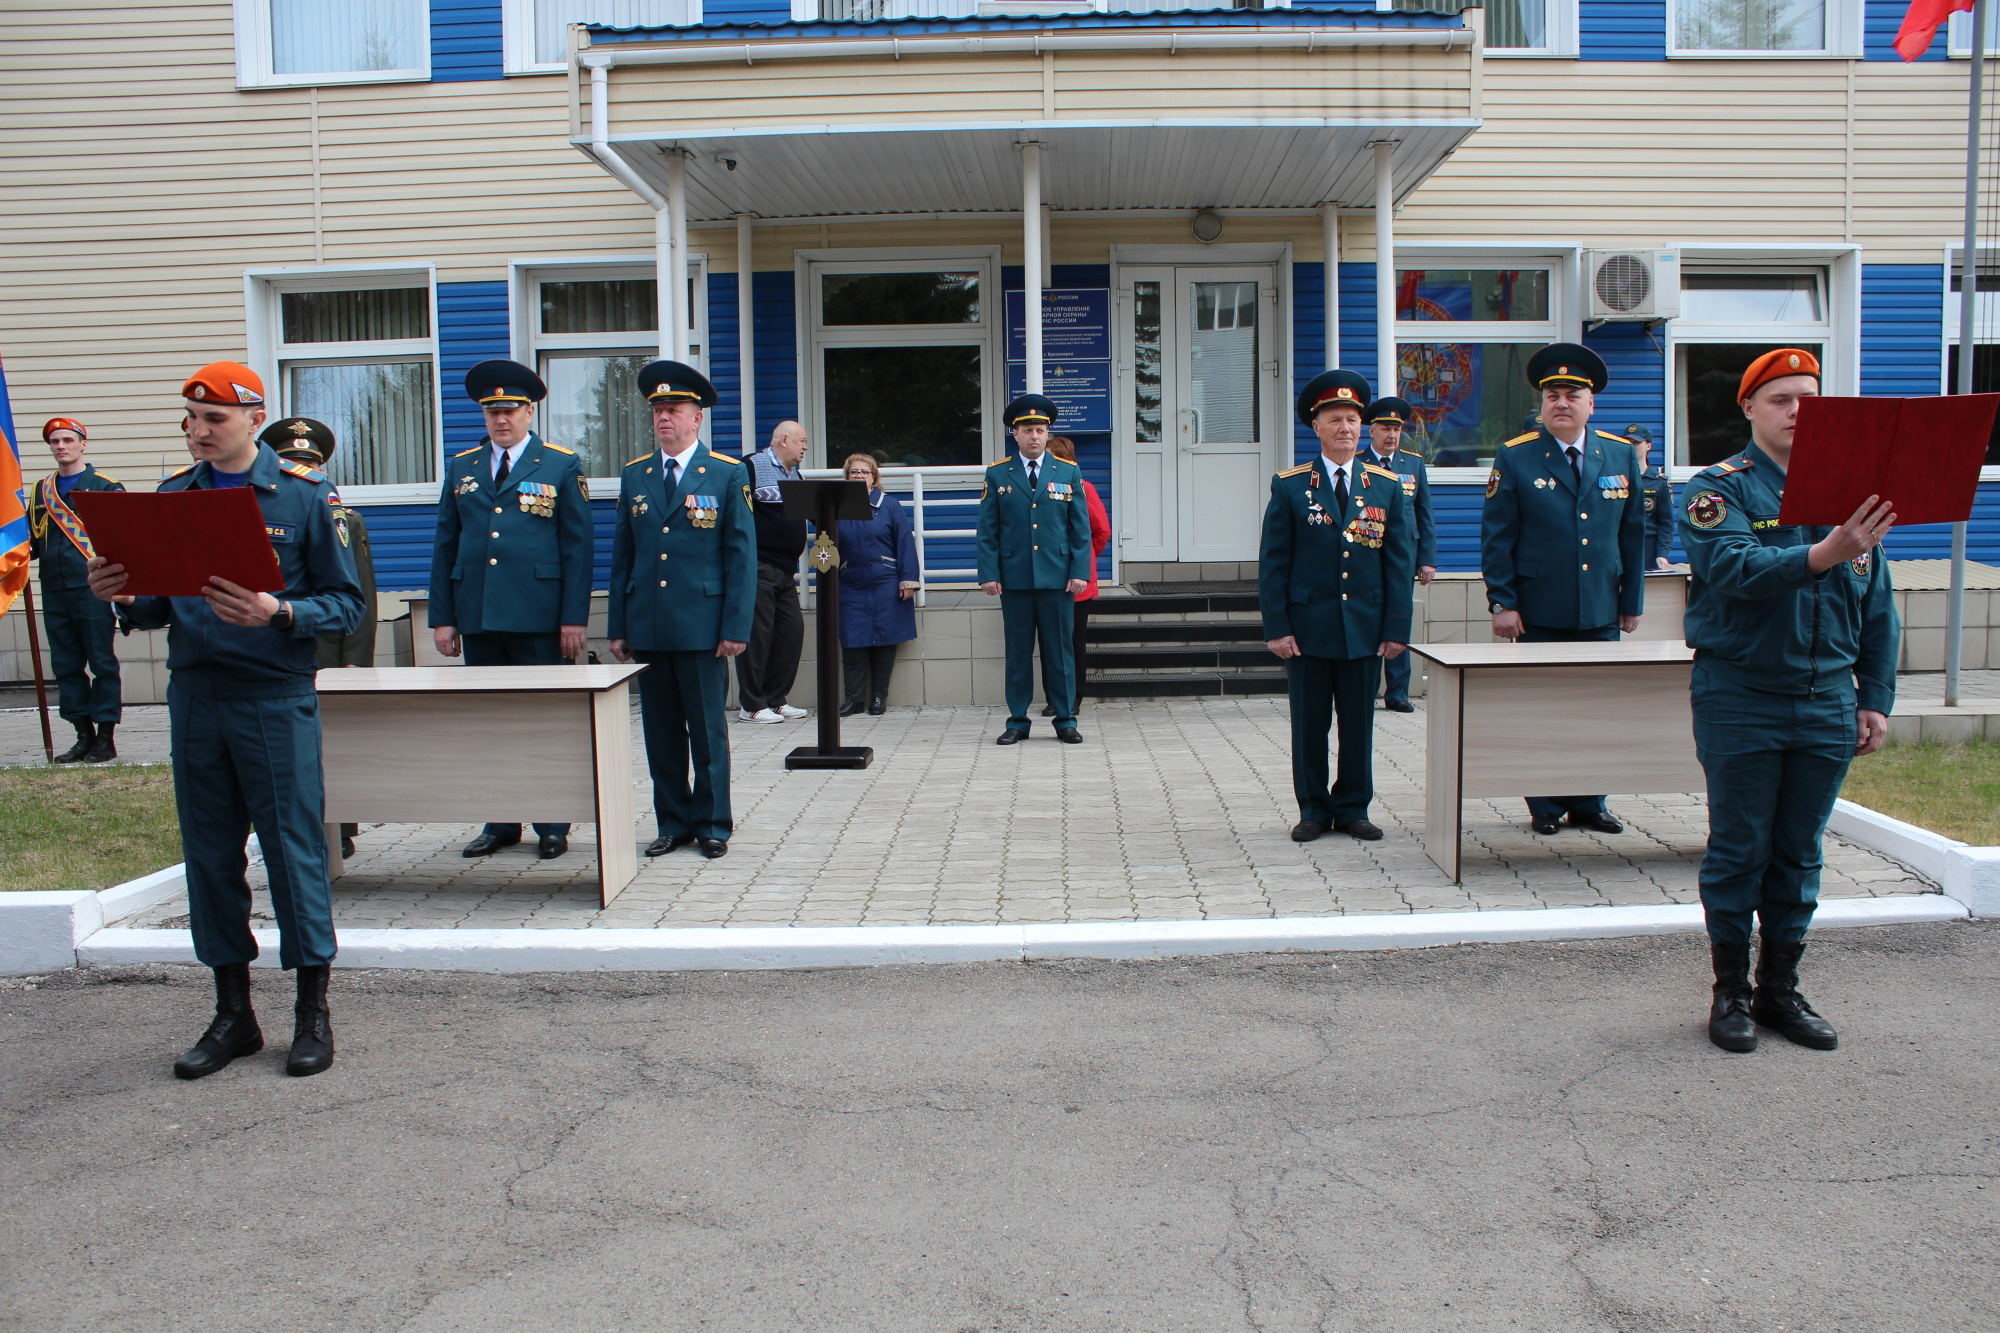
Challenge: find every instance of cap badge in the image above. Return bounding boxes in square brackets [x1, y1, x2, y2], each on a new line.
[192, 384, 207, 399]
[1558, 366, 1569, 376]
[1336, 388, 1353, 400]
[232, 383, 259, 403]
[1788, 354, 1800, 368]
[290, 420, 313, 435]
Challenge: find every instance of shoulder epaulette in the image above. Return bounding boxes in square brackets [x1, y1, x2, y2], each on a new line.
[1708, 457, 1754, 475]
[1594, 430, 1634, 445]
[1363, 462, 1398, 481]
[166, 464, 195, 479]
[93, 472, 119, 485]
[542, 443, 575, 456]
[1277, 462, 1312, 479]
[988, 456, 1012, 469]
[1502, 431, 1539, 448]
[707, 452, 740, 466]
[280, 459, 328, 484]
[624, 452, 653, 467]
[452, 445, 483, 459]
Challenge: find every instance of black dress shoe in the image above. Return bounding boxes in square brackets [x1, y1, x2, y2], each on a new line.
[995, 730, 1026, 745]
[1531, 815, 1562, 835]
[286, 964, 334, 1078]
[1290, 820, 1326, 842]
[1055, 726, 1083, 744]
[697, 838, 728, 859]
[1336, 818, 1384, 841]
[173, 963, 262, 1080]
[538, 834, 568, 859]
[462, 831, 521, 857]
[838, 700, 864, 717]
[646, 833, 696, 857]
[340, 836, 357, 859]
[1569, 810, 1625, 835]
[1382, 698, 1415, 714]
[869, 697, 887, 716]
[1041, 704, 1056, 718]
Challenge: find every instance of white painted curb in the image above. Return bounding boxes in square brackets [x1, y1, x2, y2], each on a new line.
[0, 863, 186, 976]
[1829, 799, 2000, 916]
[74, 894, 1968, 975]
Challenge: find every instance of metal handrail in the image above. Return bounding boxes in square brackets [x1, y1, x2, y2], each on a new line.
[800, 464, 989, 606]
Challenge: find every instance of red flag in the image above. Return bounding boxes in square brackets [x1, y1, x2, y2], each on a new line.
[1895, 0, 1973, 60]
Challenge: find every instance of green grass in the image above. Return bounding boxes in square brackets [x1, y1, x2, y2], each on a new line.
[1842, 739, 2000, 846]
[0, 765, 182, 893]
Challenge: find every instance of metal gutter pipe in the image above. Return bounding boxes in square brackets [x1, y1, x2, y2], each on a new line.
[589, 63, 675, 358]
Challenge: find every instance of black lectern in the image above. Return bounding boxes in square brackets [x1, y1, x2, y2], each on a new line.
[780, 478, 876, 770]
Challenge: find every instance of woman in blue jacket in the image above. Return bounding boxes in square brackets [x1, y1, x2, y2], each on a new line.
[835, 453, 921, 715]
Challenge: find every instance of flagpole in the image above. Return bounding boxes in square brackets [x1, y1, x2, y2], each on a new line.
[20, 581, 53, 762]
[1950, 0, 1986, 709]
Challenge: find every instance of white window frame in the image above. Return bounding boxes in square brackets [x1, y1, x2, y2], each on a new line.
[1938, 244, 2000, 481]
[233, 0, 431, 90]
[502, 0, 703, 76]
[1666, 0, 1861, 58]
[508, 253, 710, 492]
[796, 247, 1002, 469]
[1663, 245, 1858, 477]
[1375, 0, 1578, 57]
[244, 263, 442, 503]
[1389, 246, 1576, 483]
[1948, 8, 2000, 54]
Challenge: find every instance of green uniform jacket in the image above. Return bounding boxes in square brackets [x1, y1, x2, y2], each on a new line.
[607, 442, 758, 651]
[975, 454, 1093, 589]
[1641, 465, 1676, 567]
[28, 465, 124, 591]
[1362, 446, 1437, 568]
[1258, 458, 1416, 658]
[317, 505, 377, 668]
[1679, 444, 1900, 715]
[427, 433, 593, 635]
[1481, 427, 1647, 629]
[121, 445, 364, 698]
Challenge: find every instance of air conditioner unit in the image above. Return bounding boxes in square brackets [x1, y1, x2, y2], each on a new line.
[1586, 249, 1680, 321]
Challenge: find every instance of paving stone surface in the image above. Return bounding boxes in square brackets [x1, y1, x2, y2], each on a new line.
[14, 696, 1931, 931]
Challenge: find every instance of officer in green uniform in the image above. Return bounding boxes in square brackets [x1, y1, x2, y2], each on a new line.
[262, 416, 376, 860]
[1359, 396, 1435, 713]
[608, 360, 757, 859]
[89, 361, 363, 1080]
[427, 360, 593, 860]
[1678, 348, 1898, 1054]
[1261, 369, 1416, 842]
[1480, 343, 1647, 835]
[977, 394, 1094, 744]
[1625, 425, 1677, 569]
[27, 417, 124, 762]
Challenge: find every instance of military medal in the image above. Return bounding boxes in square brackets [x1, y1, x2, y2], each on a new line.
[1599, 473, 1630, 500]
[518, 481, 557, 518]
[686, 493, 719, 528]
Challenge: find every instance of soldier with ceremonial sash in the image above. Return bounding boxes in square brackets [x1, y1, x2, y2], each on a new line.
[27, 417, 123, 761]
[1260, 369, 1416, 843]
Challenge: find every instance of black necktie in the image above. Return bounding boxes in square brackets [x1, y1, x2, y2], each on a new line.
[665, 455, 680, 491]
[1565, 445, 1581, 484]
[1027, 459, 1039, 490]
[494, 450, 511, 488]
[1334, 465, 1349, 512]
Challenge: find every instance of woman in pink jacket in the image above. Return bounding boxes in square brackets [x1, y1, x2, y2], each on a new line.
[1041, 435, 1112, 716]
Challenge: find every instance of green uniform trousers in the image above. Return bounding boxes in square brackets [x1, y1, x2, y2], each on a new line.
[633, 650, 734, 842]
[1691, 662, 1854, 946]
[1287, 653, 1383, 827]
[1002, 588, 1076, 731]
[42, 583, 121, 723]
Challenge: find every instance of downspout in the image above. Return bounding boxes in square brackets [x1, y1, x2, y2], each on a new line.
[588, 63, 675, 358]
[668, 151, 691, 364]
[737, 212, 756, 453]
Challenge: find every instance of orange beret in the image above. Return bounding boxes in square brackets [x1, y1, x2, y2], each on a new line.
[1738, 348, 1819, 403]
[181, 361, 264, 406]
[42, 417, 85, 440]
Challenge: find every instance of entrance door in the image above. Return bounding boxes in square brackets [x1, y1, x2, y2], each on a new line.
[1119, 265, 1280, 564]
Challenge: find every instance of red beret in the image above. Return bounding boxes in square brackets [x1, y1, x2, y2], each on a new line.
[182, 361, 264, 406]
[42, 417, 85, 440]
[1738, 348, 1819, 403]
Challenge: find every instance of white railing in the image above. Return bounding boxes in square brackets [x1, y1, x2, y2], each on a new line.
[800, 464, 987, 606]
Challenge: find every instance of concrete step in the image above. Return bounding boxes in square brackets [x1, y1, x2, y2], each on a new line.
[1087, 672, 1289, 699]
[1089, 645, 1274, 671]
[1085, 620, 1265, 645]
[1087, 593, 1259, 617]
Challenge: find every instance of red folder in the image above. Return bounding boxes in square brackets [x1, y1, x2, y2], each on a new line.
[1778, 394, 1998, 527]
[69, 487, 287, 597]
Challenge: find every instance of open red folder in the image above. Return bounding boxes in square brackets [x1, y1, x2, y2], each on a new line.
[69, 487, 286, 597]
[1778, 394, 1998, 527]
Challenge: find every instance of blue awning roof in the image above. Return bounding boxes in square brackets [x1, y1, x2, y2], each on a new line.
[586, 6, 1464, 44]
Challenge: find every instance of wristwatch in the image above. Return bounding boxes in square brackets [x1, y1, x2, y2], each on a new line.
[268, 602, 294, 632]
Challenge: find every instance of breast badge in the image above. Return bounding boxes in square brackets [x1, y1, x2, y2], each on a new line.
[1486, 468, 1500, 500]
[1398, 473, 1417, 497]
[1850, 549, 1873, 578]
[454, 474, 480, 497]
[1688, 491, 1727, 529]
[630, 495, 649, 518]
[686, 493, 719, 529]
[518, 481, 557, 518]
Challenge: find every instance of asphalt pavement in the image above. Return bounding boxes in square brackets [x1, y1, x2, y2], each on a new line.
[3, 922, 1996, 1333]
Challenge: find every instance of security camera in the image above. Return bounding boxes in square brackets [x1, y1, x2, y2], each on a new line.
[722, 156, 738, 171]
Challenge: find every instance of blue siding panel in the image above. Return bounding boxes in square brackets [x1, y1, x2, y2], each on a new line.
[706, 271, 747, 453]
[436, 280, 512, 461]
[1584, 321, 1666, 466]
[1292, 260, 1327, 466]
[1866, 0, 1948, 59]
[1580, 0, 1667, 61]
[1862, 262, 1945, 397]
[751, 269, 798, 435]
[431, 0, 505, 82]
[702, 0, 794, 21]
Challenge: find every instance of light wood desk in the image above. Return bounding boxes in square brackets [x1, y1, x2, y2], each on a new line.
[1408, 641, 1704, 883]
[1626, 569, 1688, 642]
[316, 665, 647, 907]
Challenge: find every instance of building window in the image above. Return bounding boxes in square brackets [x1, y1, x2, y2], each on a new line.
[502, 0, 700, 75]
[1392, 264, 1561, 467]
[1387, 0, 1573, 53]
[275, 285, 438, 489]
[1947, 6, 2000, 53]
[1671, 269, 1831, 467]
[806, 256, 996, 468]
[1668, 0, 1859, 55]
[1944, 263, 2000, 464]
[234, 0, 430, 88]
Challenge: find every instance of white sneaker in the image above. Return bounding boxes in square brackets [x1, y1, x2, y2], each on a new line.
[750, 708, 785, 724]
[737, 708, 756, 722]
[776, 704, 809, 719]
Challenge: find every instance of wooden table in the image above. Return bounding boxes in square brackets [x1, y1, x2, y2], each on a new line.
[316, 665, 647, 906]
[1408, 641, 1704, 882]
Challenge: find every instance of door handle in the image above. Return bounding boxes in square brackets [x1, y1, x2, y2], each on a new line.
[1181, 407, 1199, 451]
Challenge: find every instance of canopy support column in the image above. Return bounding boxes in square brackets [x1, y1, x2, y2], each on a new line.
[1022, 142, 1045, 395]
[736, 212, 756, 453]
[1372, 140, 1397, 398]
[667, 152, 690, 363]
[1322, 201, 1341, 371]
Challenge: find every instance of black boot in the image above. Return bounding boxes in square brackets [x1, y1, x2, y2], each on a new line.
[52, 721, 94, 764]
[868, 694, 886, 716]
[173, 963, 263, 1079]
[1751, 936, 1839, 1050]
[83, 722, 116, 763]
[286, 964, 335, 1077]
[838, 699, 864, 717]
[1707, 940, 1757, 1053]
